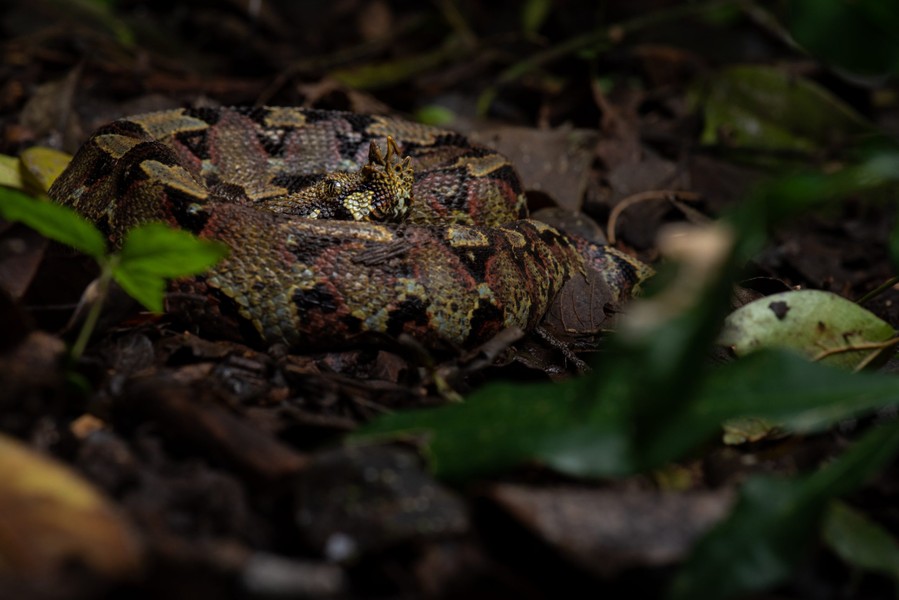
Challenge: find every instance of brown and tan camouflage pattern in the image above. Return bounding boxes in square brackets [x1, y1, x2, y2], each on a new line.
[49, 107, 646, 349]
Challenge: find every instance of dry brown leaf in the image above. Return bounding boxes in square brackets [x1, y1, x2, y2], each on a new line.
[489, 484, 734, 577]
[0, 433, 144, 578]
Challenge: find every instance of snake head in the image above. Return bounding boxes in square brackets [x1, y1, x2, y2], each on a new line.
[267, 136, 415, 222]
[357, 136, 414, 221]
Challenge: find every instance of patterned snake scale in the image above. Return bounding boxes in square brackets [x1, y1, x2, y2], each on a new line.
[49, 107, 651, 350]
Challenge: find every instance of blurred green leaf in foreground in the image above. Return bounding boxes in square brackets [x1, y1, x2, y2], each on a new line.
[356, 149, 899, 598]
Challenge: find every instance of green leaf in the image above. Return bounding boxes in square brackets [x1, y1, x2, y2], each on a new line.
[414, 105, 456, 127]
[356, 154, 899, 483]
[695, 65, 872, 152]
[111, 265, 167, 313]
[719, 290, 896, 370]
[646, 350, 899, 465]
[669, 422, 899, 600]
[356, 377, 634, 482]
[823, 501, 899, 581]
[357, 348, 899, 482]
[118, 223, 229, 277]
[0, 187, 107, 259]
[113, 223, 228, 312]
[788, 0, 899, 76]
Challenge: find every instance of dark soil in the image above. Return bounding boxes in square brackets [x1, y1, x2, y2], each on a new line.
[2, 1, 898, 598]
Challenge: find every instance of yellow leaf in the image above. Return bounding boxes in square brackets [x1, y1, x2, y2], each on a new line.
[19, 147, 73, 193]
[0, 154, 24, 190]
[0, 433, 144, 577]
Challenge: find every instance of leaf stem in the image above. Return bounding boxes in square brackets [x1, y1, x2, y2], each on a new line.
[70, 257, 118, 361]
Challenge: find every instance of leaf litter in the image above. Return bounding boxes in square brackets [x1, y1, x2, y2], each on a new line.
[2, 1, 899, 598]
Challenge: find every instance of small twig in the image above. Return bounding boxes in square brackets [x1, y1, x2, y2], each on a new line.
[856, 276, 899, 306]
[533, 326, 591, 373]
[606, 190, 701, 244]
[808, 337, 899, 372]
[853, 339, 899, 372]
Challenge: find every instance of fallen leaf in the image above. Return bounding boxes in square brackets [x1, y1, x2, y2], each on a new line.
[0, 433, 144, 578]
[489, 484, 734, 577]
[468, 126, 599, 212]
[719, 289, 896, 370]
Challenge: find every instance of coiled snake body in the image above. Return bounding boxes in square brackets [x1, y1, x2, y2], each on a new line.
[49, 107, 648, 350]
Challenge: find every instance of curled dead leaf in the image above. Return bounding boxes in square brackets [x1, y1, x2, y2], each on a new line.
[0, 433, 143, 579]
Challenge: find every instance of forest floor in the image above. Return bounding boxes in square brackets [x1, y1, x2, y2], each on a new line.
[2, 1, 899, 598]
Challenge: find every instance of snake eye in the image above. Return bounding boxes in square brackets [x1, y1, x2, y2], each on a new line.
[324, 179, 342, 196]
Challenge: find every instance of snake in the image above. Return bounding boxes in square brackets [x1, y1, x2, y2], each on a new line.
[48, 106, 650, 350]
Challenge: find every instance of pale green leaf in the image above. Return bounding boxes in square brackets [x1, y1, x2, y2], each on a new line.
[719, 290, 896, 370]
